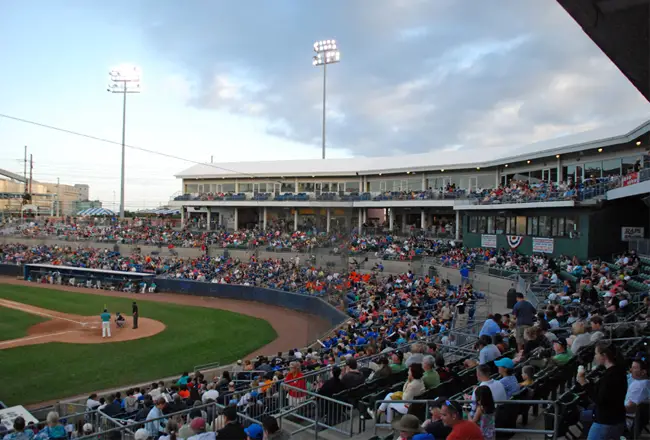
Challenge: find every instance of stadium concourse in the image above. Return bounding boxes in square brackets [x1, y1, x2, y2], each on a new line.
[1, 227, 650, 439]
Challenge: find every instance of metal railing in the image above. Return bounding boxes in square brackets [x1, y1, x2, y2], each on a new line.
[78, 399, 320, 440]
[373, 398, 559, 439]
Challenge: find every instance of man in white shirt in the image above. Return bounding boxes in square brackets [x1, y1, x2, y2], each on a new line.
[625, 358, 650, 429]
[465, 364, 508, 418]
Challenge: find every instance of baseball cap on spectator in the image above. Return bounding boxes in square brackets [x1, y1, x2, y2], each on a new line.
[190, 417, 206, 432]
[134, 429, 150, 440]
[237, 360, 242, 365]
[244, 423, 264, 440]
[82, 424, 93, 433]
[412, 434, 435, 440]
[494, 358, 514, 369]
[554, 338, 568, 348]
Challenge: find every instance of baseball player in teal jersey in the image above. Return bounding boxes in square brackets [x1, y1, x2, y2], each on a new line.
[101, 308, 112, 338]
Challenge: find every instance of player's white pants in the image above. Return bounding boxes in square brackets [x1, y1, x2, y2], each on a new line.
[102, 321, 111, 338]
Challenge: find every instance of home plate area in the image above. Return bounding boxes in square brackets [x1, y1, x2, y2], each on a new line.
[0, 298, 165, 349]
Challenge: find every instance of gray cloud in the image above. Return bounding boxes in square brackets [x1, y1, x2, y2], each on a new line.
[135, 0, 649, 156]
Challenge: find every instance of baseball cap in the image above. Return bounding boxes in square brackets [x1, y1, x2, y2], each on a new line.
[244, 423, 264, 440]
[82, 424, 93, 433]
[494, 358, 514, 369]
[134, 429, 150, 440]
[554, 337, 568, 348]
[190, 417, 206, 432]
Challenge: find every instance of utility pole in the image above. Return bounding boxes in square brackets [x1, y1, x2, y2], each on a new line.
[29, 154, 33, 194]
[56, 177, 60, 217]
[23, 146, 27, 193]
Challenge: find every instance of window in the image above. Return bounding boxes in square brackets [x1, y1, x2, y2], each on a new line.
[469, 216, 478, 233]
[563, 165, 576, 184]
[505, 217, 516, 234]
[258, 183, 267, 193]
[346, 181, 360, 192]
[239, 183, 253, 192]
[495, 216, 506, 234]
[516, 216, 527, 235]
[222, 183, 235, 192]
[281, 182, 295, 192]
[369, 180, 381, 192]
[487, 216, 495, 234]
[550, 168, 558, 183]
[602, 158, 621, 177]
[584, 161, 602, 179]
[566, 217, 577, 236]
[477, 174, 494, 189]
[538, 216, 551, 237]
[530, 169, 543, 182]
[186, 184, 198, 193]
[478, 216, 487, 234]
[622, 156, 641, 174]
[298, 182, 315, 192]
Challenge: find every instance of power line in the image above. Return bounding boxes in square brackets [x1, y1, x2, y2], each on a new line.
[0, 113, 284, 183]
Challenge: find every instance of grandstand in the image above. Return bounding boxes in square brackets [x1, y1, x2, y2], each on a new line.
[169, 117, 650, 261]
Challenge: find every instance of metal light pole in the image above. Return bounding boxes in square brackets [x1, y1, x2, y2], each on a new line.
[107, 65, 141, 219]
[313, 40, 340, 160]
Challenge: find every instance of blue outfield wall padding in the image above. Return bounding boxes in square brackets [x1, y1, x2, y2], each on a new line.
[0, 264, 348, 329]
[0, 264, 23, 277]
[153, 278, 347, 327]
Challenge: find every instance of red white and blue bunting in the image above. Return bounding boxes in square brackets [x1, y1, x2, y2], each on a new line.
[506, 236, 523, 249]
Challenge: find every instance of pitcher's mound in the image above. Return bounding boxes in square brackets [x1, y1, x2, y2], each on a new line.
[0, 299, 166, 350]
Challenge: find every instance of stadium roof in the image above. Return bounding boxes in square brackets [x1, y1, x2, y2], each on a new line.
[177, 116, 650, 178]
[557, 0, 650, 102]
[77, 207, 116, 216]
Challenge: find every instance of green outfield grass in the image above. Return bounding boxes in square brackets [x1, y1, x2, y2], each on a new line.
[0, 284, 277, 406]
[0, 306, 47, 341]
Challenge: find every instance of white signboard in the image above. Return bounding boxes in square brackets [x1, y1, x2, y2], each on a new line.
[481, 234, 497, 248]
[532, 237, 554, 254]
[621, 227, 644, 241]
[0, 405, 39, 431]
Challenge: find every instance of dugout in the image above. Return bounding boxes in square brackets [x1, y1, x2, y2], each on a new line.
[24, 264, 156, 291]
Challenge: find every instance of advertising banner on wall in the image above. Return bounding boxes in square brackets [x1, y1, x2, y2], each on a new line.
[621, 227, 645, 241]
[532, 237, 554, 254]
[481, 234, 497, 248]
[623, 172, 639, 187]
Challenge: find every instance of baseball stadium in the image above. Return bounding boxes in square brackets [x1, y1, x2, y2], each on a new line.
[1, 1, 650, 440]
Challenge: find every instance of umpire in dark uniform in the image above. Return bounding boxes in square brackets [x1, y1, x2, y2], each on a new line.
[132, 301, 139, 329]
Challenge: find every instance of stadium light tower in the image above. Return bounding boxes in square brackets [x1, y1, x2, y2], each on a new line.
[107, 64, 142, 219]
[313, 39, 340, 160]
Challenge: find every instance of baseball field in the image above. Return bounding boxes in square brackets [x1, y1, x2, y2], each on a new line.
[0, 282, 281, 406]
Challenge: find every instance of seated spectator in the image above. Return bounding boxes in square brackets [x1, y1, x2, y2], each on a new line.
[318, 366, 344, 397]
[435, 355, 453, 382]
[261, 416, 290, 440]
[369, 356, 391, 381]
[465, 335, 501, 368]
[4, 417, 34, 440]
[421, 400, 452, 439]
[187, 418, 215, 440]
[590, 315, 605, 342]
[625, 357, 650, 430]
[216, 407, 245, 440]
[465, 365, 507, 419]
[159, 421, 179, 440]
[568, 321, 592, 355]
[243, 424, 264, 440]
[35, 412, 66, 440]
[440, 400, 484, 439]
[470, 386, 496, 440]
[494, 358, 520, 399]
[375, 364, 426, 422]
[552, 338, 573, 366]
[390, 351, 406, 372]
[422, 355, 440, 390]
[178, 410, 202, 439]
[520, 365, 535, 387]
[341, 358, 365, 389]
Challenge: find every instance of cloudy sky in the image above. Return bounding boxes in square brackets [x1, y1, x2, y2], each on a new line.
[0, 0, 648, 210]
